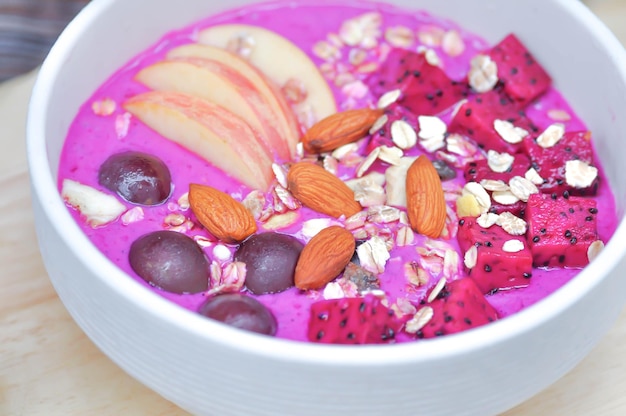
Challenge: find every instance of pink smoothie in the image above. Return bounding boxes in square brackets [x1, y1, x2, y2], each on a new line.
[58, 0, 618, 343]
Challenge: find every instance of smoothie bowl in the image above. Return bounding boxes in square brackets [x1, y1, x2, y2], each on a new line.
[26, 0, 626, 414]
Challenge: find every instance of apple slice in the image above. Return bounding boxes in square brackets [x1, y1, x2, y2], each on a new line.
[167, 43, 300, 157]
[135, 58, 290, 160]
[124, 91, 274, 190]
[196, 24, 337, 126]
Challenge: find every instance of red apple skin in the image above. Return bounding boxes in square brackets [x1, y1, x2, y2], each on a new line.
[167, 43, 301, 158]
[124, 90, 275, 191]
[197, 24, 337, 124]
[135, 57, 291, 160]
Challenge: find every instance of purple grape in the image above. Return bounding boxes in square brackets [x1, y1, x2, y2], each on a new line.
[234, 232, 303, 295]
[198, 293, 277, 336]
[129, 230, 208, 294]
[99, 151, 172, 205]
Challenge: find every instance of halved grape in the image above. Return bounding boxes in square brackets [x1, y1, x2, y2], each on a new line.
[198, 293, 277, 336]
[234, 232, 303, 294]
[129, 230, 208, 294]
[99, 151, 172, 205]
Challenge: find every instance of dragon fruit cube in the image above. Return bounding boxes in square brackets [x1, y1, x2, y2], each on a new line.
[307, 294, 404, 344]
[448, 90, 538, 154]
[458, 216, 532, 294]
[416, 278, 499, 338]
[464, 154, 531, 216]
[523, 130, 599, 197]
[366, 48, 469, 116]
[464, 153, 531, 183]
[366, 103, 417, 153]
[488, 33, 552, 107]
[525, 193, 599, 268]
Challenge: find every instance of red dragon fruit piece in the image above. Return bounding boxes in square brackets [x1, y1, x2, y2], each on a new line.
[464, 154, 531, 216]
[488, 200, 526, 217]
[415, 278, 499, 339]
[488, 34, 552, 107]
[366, 48, 469, 116]
[464, 153, 531, 183]
[461, 182, 526, 217]
[366, 103, 417, 153]
[307, 294, 405, 344]
[448, 90, 539, 153]
[523, 130, 600, 197]
[525, 193, 599, 268]
[367, 48, 416, 97]
[457, 216, 533, 294]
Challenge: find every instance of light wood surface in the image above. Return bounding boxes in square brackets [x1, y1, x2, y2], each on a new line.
[2, 1, 626, 415]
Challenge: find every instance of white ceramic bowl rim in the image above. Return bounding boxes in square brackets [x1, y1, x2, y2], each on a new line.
[26, 0, 626, 365]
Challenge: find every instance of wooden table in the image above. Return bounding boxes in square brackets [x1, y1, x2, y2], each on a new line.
[2, 1, 626, 414]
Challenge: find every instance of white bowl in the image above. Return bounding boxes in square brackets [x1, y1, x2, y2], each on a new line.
[26, 0, 626, 415]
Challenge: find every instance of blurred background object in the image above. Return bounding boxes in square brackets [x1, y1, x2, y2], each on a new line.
[0, 0, 623, 83]
[0, 0, 89, 82]
[584, 0, 626, 43]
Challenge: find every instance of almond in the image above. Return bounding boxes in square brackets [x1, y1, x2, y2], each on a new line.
[189, 183, 257, 243]
[301, 108, 384, 153]
[295, 225, 356, 290]
[287, 162, 362, 218]
[406, 155, 447, 238]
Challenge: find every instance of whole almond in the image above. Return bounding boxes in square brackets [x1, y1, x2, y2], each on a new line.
[295, 226, 356, 290]
[189, 183, 256, 243]
[406, 155, 447, 238]
[302, 108, 384, 153]
[287, 162, 362, 218]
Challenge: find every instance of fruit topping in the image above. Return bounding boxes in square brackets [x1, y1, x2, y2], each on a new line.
[189, 183, 257, 244]
[458, 216, 533, 294]
[135, 58, 292, 160]
[234, 232, 304, 294]
[367, 103, 417, 152]
[167, 42, 301, 157]
[61, 179, 126, 227]
[463, 154, 533, 216]
[523, 130, 599, 197]
[307, 294, 404, 344]
[413, 278, 499, 338]
[129, 230, 209, 294]
[448, 90, 538, 154]
[295, 226, 356, 290]
[487, 33, 552, 107]
[464, 153, 531, 184]
[198, 293, 277, 336]
[197, 23, 338, 128]
[123, 91, 274, 190]
[98, 151, 172, 206]
[366, 48, 469, 115]
[525, 193, 600, 268]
